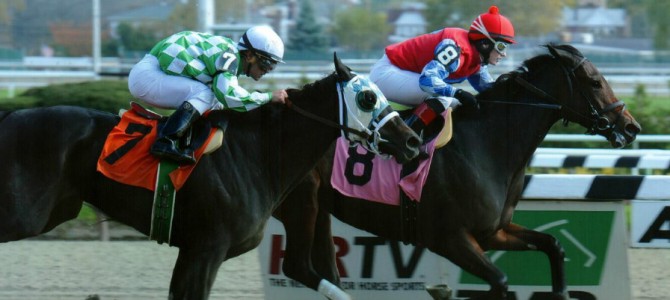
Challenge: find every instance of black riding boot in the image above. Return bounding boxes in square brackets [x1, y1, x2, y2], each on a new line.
[151, 101, 200, 164]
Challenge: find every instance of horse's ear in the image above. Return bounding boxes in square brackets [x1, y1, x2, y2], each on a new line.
[546, 43, 561, 59]
[334, 52, 355, 81]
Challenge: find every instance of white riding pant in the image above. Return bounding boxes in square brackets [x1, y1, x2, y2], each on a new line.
[369, 54, 458, 109]
[127, 54, 219, 114]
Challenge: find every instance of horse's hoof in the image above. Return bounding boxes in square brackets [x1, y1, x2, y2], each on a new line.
[425, 284, 452, 300]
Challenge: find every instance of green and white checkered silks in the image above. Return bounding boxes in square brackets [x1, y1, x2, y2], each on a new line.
[150, 31, 238, 83]
[150, 31, 269, 112]
[212, 72, 271, 112]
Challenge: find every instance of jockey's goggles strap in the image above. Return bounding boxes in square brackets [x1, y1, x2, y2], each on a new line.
[241, 34, 272, 72]
[241, 33, 255, 52]
[241, 32, 280, 66]
[471, 17, 509, 55]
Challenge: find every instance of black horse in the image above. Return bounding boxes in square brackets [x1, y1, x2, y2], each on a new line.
[273, 44, 642, 300]
[0, 55, 422, 299]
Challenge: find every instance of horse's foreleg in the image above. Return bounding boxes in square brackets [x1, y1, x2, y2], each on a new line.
[311, 208, 352, 300]
[274, 172, 350, 300]
[438, 231, 510, 300]
[169, 244, 227, 300]
[483, 223, 568, 300]
[311, 208, 339, 283]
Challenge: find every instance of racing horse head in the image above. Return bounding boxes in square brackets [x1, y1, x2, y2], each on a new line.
[539, 44, 641, 147]
[286, 53, 422, 163]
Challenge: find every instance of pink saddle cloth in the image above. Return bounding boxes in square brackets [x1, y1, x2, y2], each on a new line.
[330, 136, 438, 206]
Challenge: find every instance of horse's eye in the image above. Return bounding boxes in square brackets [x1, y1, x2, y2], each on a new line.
[356, 90, 377, 112]
[591, 79, 602, 89]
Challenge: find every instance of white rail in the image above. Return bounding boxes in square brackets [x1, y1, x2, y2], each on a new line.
[1, 57, 669, 96]
[531, 148, 670, 170]
[535, 135, 670, 171]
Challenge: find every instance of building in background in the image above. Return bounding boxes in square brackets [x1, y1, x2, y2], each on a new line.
[561, 6, 628, 43]
[106, 2, 176, 39]
[387, 2, 426, 44]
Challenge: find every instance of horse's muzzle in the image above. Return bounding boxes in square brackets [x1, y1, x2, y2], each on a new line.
[610, 122, 641, 148]
[396, 134, 422, 164]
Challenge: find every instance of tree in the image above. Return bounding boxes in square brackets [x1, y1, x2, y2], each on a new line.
[421, 0, 565, 37]
[214, 0, 274, 23]
[116, 22, 156, 52]
[331, 6, 390, 52]
[167, 2, 197, 32]
[610, 0, 670, 49]
[287, 0, 328, 54]
[112, 2, 198, 55]
[609, 0, 651, 38]
[0, 0, 25, 25]
[0, 0, 25, 47]
[646, 1, 670, 50]
[49, 21, 92, 56]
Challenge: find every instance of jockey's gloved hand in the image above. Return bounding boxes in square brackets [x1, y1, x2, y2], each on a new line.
[454, 89, 479, 109]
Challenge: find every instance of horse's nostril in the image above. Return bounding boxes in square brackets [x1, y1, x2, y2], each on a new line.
[625, 123, 641, 135]
[408, 135, 422, 149]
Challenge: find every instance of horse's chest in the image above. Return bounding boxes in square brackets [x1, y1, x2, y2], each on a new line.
[457, 195, 506, 231]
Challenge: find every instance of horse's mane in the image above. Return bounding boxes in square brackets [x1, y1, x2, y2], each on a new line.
[204, 72, 339, 129]
[286, 72, 338, 102]
[479, 43, 584, 101]
[546, 43, 584, 58]
[0, 111, 11, 122]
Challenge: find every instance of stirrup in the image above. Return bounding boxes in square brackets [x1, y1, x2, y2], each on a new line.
[151, 139, 196, 165]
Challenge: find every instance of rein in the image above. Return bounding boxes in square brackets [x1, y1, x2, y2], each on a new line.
[477, 75, 562, 110]
[284, 98, 371, 140]
[478, 49, 624, 135]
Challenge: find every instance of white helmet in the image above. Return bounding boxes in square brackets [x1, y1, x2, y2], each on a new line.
[238, 25, 285, 64]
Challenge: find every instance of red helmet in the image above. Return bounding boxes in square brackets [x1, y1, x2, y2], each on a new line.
[468, 6, 515, 44]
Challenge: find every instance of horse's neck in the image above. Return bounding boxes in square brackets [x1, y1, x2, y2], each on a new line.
[459, 102, 559, 171]
[211, 111, 336, 212]
[278, 115, 339, 194]
[222, 82, 340, 202]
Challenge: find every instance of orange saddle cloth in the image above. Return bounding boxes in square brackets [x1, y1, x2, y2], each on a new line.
[96, 108, 217, 191]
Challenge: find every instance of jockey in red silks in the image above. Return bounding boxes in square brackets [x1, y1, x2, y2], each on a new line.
[369, 5, 515, 133]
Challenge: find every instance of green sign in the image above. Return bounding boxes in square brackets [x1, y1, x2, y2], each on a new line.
[460, 210, 614, 286]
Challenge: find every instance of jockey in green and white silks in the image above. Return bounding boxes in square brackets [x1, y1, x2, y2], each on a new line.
[128, 25, 287, 164]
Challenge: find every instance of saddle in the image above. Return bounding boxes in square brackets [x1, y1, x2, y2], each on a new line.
[393, 101, 453, 148]
[97, 102, 229, 244]
[333, 104, 453, 245]
[330, 107, 452, 206]
[97, 102, 228, 192]
[127, 102, 226, 155]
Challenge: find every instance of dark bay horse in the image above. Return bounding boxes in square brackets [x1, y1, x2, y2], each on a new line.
[0, 55, 422, 299]
[273, 44, 642, 300]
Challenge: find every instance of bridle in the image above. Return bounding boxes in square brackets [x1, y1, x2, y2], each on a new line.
[284, 80, 400, 156]
[480, 48, 626, 135]
[552, 54, 625, 135]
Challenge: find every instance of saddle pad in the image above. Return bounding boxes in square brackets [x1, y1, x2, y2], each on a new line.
[96, 109, 217, 191]
[331, 136, 438, 206]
